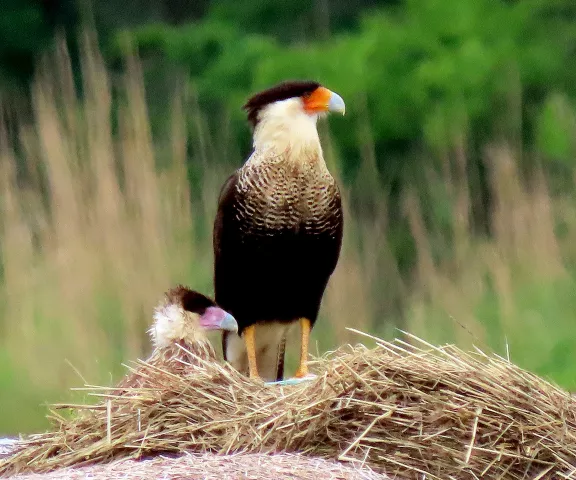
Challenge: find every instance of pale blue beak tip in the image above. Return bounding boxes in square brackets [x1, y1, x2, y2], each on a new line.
[222, 313, 238, 333]
[328, 92, 346, 115]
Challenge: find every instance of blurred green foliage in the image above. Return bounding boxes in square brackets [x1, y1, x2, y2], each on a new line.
[0, 0, 76, 88]
[5, 0, 576, 199]
[105, 0, 576, 160]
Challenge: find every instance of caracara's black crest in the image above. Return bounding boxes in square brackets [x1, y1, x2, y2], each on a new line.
[243, 80, 321, 127]
[165, 285, 216, 315]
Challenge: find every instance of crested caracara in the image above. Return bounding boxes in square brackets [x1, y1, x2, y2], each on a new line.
[214, 80, 345, 382]
[117, 286, 237, 390]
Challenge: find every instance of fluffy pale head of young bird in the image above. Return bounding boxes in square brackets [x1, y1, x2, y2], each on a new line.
[114, 287, 236, 393]
[150, 285, 237, 349]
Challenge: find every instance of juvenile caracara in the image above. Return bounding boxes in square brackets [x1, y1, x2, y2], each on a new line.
[214, 81, 345, 382]
[117, 286, 237, 390]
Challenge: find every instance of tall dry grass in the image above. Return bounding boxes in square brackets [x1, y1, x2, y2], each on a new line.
[401, 142, 576, 389]
[0, 36, 201, 432]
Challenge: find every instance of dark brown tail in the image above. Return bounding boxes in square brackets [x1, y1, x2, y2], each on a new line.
[275, 334, 287, 381]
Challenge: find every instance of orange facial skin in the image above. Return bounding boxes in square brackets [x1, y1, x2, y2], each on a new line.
[303, 86, 334, 114]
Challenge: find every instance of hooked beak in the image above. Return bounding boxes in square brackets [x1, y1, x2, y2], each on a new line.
[328, 91, 346, 115]
[303, 86, 346, 116]
[200, 307, 238, 333]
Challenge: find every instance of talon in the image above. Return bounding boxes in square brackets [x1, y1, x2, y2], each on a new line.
[294, 366, 308, 378]
[249, 372, 263, 382]
[266, 375, 317, 386]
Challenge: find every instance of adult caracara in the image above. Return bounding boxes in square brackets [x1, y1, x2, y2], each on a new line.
[117, 286, 237, 390]
[214, 81, 345, 382]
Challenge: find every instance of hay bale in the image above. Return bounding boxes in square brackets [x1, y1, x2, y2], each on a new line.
[2, 333, 576, 479]
[6, 452, 384, 480]
[0, 440, 16, 460]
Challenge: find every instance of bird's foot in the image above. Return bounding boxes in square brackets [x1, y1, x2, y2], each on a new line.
[265, 373, 317, 386]
[249, 373, 264, 383]
[294, 366, 308, 378]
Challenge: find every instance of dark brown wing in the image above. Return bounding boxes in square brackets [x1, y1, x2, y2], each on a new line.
[213, 172, 244, 361]
[213, 172, 239, 268]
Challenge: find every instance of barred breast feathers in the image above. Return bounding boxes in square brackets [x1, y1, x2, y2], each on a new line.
[234, 98, 340, 234]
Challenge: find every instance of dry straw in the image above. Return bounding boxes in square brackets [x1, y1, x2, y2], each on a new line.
[1, 330, 575, 479]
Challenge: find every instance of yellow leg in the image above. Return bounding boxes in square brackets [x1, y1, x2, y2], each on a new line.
[294, 318, 311, 378]
[243, 325, 260, 380]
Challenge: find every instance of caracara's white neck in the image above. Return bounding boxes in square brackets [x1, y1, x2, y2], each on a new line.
[251, 98, 324, 161]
